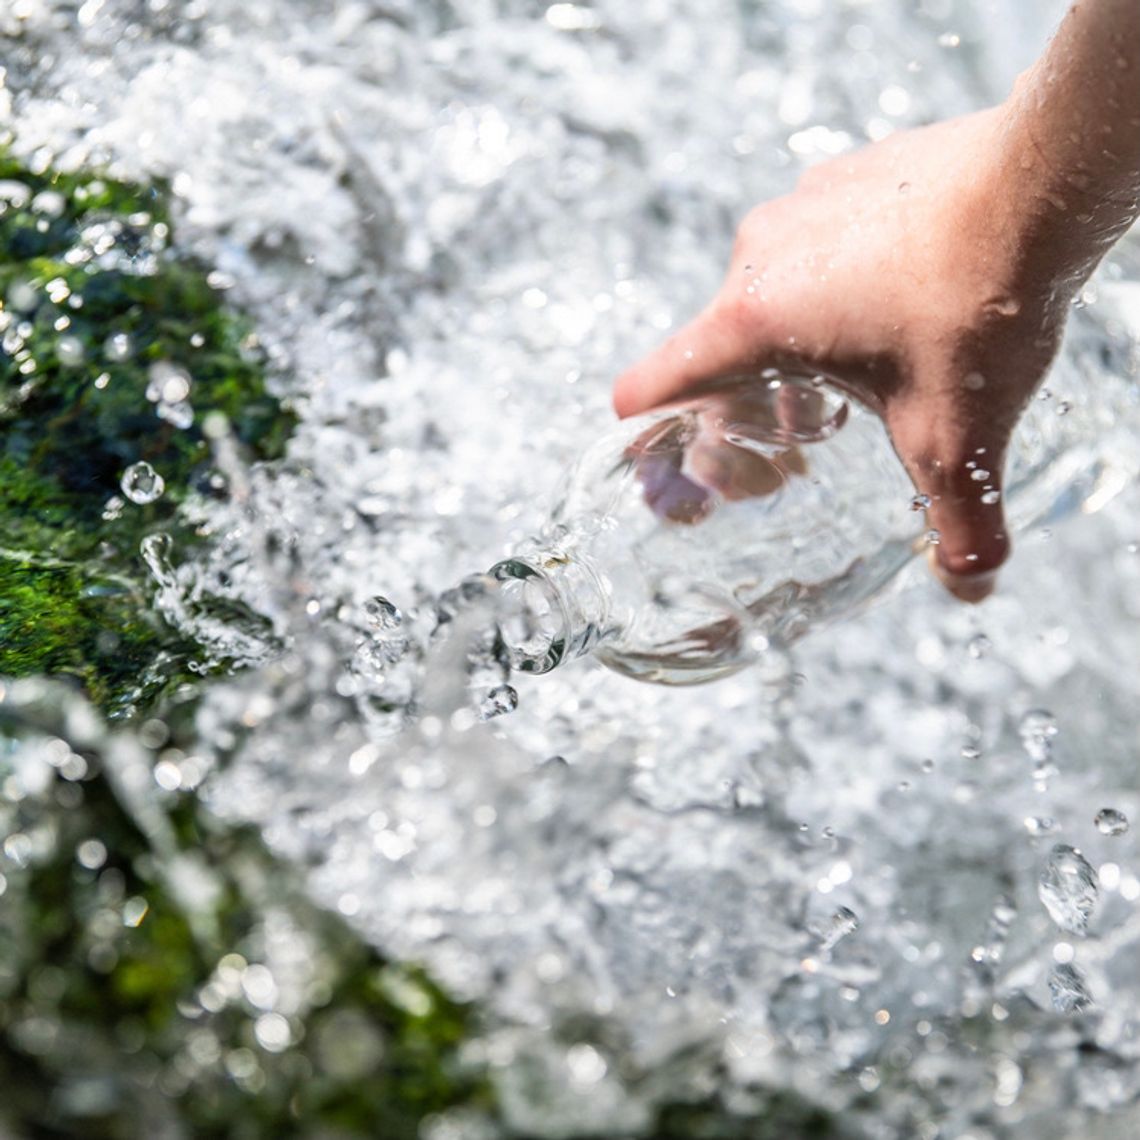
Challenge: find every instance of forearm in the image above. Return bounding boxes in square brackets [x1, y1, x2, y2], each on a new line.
[997, 0, 1140, 293]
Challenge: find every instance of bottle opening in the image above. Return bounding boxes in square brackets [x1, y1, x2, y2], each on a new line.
[489, 555, 610, 674]
[490, 559, 570, 674]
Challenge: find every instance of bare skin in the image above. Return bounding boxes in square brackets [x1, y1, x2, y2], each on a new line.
[613, 0, 1140, 601]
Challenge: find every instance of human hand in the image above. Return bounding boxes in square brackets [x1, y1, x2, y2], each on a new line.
[613, 107, 1076, 601]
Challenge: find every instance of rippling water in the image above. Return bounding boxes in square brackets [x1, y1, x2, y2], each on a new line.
[4, 1, 1140, 1136]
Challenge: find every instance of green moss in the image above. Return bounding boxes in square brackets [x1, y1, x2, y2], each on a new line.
[0, 699, 492, 1139]
[0, 144, 294, 716]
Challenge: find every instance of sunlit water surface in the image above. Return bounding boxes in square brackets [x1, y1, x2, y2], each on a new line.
[4, 0, 1140, 1136]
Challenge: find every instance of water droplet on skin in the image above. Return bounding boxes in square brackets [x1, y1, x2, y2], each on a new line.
[970, 468, 990, 482]
[980, 490, 1001, 505]
[120, 461, 165, 504]
[963, 372, 986, 391]
[989, 296, 1021, 317]
[925, 529, 941, 546]
[1049, 962, 1093, 1013]
[1018, 709, 1057, 763]
[910, 493, 931, 511]
[1038, 844, 1098, 935]
[1094, 808, 1129, 837]
[480, 684, 519, 720]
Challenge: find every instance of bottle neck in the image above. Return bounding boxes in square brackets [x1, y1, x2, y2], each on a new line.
[489, 551, 610, 674]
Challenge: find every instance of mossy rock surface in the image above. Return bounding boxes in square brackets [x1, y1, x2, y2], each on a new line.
[0, 145, 294, 715]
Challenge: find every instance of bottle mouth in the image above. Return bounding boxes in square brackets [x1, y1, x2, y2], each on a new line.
[488, 558, 572, 674]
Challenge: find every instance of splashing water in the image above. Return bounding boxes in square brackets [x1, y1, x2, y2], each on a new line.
[1038, 845, 1099, 936]
[4, 0, 1140, 1136]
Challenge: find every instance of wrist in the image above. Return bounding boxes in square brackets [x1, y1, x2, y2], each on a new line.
[988, 66, 1139, 300]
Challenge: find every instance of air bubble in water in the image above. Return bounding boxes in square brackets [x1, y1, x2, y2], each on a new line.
[1094, 808, 1129, 837]
[120, 461, 165, 504]
[1048, 962, 1092, 1013]
[1018, 708, 1057, 763]
[480, 684, 519, 720]
[1038, 844, 1098, 935]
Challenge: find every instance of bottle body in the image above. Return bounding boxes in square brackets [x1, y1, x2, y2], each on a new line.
[490, 365, 1136, 685]
[492, 373, 924, 684]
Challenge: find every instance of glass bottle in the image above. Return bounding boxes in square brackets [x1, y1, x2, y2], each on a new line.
[488, 369, 1131, 686]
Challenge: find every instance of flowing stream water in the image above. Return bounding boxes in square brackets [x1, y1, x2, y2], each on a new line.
[4, 1, 1140, 1136]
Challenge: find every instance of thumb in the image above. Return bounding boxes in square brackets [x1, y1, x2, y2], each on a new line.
[612, 297, 776, 418]
[887, 395, 1013, 603]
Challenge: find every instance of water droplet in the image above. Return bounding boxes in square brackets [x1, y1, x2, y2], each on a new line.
[120, 461, 165, 504]
[146, 360, 192, 404]
[970, 893, 1017, 978]
[104, 331, 134, 362]
[967, 633, 991, 659]
[480, 684, 519, 720]
[937, 31, 961, 47]
[364, 596, 402, 632]
[1094, 808, 1129, 837]
[970, 468, 991, 482]
[1038, 844, 1098, 935]
[960, 745, 981, 761]
[1018, 708, 1057, 763]
[1024, 815, 1058, 837]
[910, 493, 931, 511]
[921, 758, 935, 773]
[818, 906, 859, 951]
[925, 529, 941, 546]
[1048, 962, 1093, 1013]
[56, 334, 85, 367]
[989, 296, 1021, 317]
[980, 489, 1001, 505]
[31, 189, 66, 218]
[1055, 400, 1071, 416]
[157, 400, 194, 430]
[963, 372, 986, 391]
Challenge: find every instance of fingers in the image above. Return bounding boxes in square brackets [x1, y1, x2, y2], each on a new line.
[887, 394, 1014, 603]
[612, 298, 768, 419]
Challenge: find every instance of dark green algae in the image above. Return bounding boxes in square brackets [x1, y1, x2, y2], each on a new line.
[0, 142, 292, 717]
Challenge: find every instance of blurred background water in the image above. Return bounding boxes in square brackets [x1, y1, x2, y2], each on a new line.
[2, 0, 1140, 1136]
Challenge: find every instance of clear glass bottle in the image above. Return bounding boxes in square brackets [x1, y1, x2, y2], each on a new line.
[489, 368, 1133, 685]
[490, 372, 926, 684]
